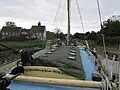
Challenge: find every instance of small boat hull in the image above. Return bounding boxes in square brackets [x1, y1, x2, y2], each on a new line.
[9, 81, 100, 90]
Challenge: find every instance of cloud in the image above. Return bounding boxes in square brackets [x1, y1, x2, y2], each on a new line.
[0, 0, 120, 34]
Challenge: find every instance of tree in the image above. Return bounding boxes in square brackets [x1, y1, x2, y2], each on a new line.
[54, 27, 61, 38]
[87, 31, 97, 40]
[53, 27, 66, 41]
[59, 32, 65, 41]
[65, 34, 73, 39]
[73, 32, 85, 39]
[73, 32, 80, 39]
[5, 21, 16, 27]
[54, 27, 61, 33]
[85, 32, 90, 37]
[46, 31, 56, 40]
[100, 17, 120, 37]
[0, 32, 1, 39]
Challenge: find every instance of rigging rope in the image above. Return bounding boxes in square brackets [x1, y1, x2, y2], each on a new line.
[51, 0, 62, 31]
[96, 0, 102, 26]
[96, 0, 107, 58]
[76, 0, 90, 49]
[58, 0, 66, 28]
[96, 0, 112, 89]
[76, 0, 85, 33]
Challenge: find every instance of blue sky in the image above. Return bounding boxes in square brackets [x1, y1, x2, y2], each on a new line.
[0, 0, 120, 34]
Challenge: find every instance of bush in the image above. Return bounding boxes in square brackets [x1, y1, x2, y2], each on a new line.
[0, 40, 46, 52]
[2, 36, 28, 41]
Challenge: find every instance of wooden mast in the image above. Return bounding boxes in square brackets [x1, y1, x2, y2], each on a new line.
[67, 0, 70, 46]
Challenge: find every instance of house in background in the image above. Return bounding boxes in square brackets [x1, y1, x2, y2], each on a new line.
[20, 28, 30, 39]
[0, 26, 22, 39]
[40, 26, 46, 40]
[0, 21, 46, 40]
[30, 22, 46, 40]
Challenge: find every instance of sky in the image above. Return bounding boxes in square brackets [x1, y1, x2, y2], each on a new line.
[0, 0, 120, 34]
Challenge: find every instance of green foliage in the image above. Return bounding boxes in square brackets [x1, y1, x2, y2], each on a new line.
[73, 32, 85, 39]
[0, 40, 46, 52]
[82, 16, 120, 46]
[100, 19, 120, 37]
[87, 31, 98, 40]
[58, 32, 66, 41]
[46, 30, 66, 41]
[46, 31, 56, 40]
[5, 21, 16, 27]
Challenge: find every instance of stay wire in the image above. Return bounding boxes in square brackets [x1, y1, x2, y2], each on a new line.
[51, 0, 62, 31]
[76, 0, 90, 49]
[57, 0, 66, 28]
[96, 0, 107, 58]
[96, 0, 102, 27]
[76, 0, 85, 33]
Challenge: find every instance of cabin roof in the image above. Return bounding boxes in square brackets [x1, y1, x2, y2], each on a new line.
[33, 46, 85, 80]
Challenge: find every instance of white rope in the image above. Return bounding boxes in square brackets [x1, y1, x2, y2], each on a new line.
[115, 56, 119, 83]
[110, 55, 116, 80]
[117, 42, 120, 88]
[58, 0, 66, 27]
[96, 0, 102, 26]
[102, 80, 106, 90]
[76, 0, 90, 50]
[76, 0, 85, 33]
[96, 1, 113, 89]
[51, 0, 62, 31]
[96, 0, 107, 59]
[101, 34, 107, 58]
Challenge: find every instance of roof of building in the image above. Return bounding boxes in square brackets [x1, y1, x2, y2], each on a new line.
[1, 26, 21, 33]
[31, 25, 45, 33]
[20, 28, 30, 33]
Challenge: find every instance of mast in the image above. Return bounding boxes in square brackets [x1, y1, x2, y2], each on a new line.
[67, 0, 70, 46]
